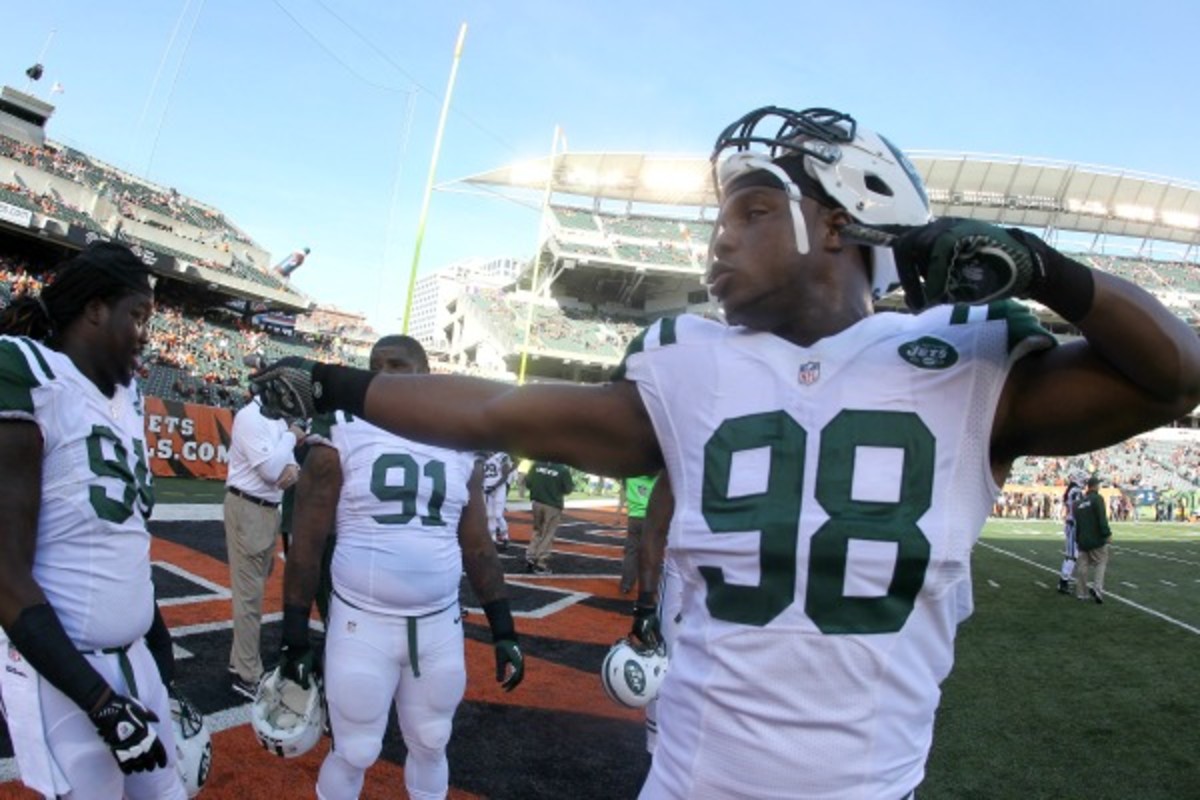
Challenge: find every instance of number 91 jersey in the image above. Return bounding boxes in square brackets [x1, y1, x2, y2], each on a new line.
[616, 304, 1053, 799]
[0, 336, 155, 651]
[312, 411, 477, 616]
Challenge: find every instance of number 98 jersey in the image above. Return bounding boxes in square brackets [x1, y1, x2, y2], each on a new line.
[0, 336, 155, 651]
[616, 304, 1053, 799]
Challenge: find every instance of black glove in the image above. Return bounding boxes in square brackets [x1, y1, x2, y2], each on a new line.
[891, 218, 1037, 311]
[89, 693, 168, 774]
[494, 639, 525, 692]
[631, 602, 662, 650]
[250, 357, 320, 420]
[279, 641, 317, 691]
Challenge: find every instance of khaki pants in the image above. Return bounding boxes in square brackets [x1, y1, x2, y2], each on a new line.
[1075, 543, 1110, 598]
[526, 502, 563, 569]
[225, 491, 281, 682]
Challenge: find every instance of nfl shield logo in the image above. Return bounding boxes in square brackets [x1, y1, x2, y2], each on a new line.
[798, 361, 820, 385]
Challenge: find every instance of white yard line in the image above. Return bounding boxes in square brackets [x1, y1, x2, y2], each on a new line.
[978, 541, 1200, 636]
[1113, 546, 1200, 567]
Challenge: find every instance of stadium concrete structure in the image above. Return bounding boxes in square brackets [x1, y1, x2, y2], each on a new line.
[2, 80, 1199, 480]
[430, 150, 1200, 385]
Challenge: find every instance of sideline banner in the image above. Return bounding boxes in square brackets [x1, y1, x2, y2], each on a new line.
[145, 397, 233, 479]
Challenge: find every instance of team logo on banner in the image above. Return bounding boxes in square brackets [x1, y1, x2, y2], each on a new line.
[798, 361, 821, 386]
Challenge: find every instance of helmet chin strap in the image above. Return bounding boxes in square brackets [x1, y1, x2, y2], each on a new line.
[710, 154, 811, 271]
[758, 161, 810, 257]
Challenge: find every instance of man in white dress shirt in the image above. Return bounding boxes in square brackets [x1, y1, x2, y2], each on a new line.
[224, 393, 306, 699]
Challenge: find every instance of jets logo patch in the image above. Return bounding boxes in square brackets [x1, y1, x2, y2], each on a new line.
[898, 337, 958, 370]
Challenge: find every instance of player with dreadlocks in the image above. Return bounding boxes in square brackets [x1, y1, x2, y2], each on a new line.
[0, 242, 189, 799]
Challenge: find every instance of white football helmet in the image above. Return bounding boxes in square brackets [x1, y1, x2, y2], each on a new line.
[711, 106, 932, 299]
[1068, 469, 1090, 487]
[170, 690, 212, 798]
[601, 639, 668, 710]
[251, 667, 325, 759]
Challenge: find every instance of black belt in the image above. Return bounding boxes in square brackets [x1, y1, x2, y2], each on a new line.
[227, 486, 279, 508]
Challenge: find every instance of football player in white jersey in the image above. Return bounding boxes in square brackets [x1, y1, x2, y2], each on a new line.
[252, 105, 1200, 799]
[480, 450, 516, 548]
[1058, 470, 1088, 593]
[0, 243, 187, 799]
[280, 335, 524, 800]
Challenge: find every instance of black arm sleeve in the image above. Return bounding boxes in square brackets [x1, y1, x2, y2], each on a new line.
[6, 603, 110, 713]
[144, 602, 175, 686]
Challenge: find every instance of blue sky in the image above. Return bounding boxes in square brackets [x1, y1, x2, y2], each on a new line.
[2, 0, 1197, 330]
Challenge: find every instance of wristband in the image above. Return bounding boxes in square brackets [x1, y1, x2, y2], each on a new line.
[481, 599, 517, 644]
[636, 591, 657, 608]
[282, 604, 311, 649]
[311, 363, 375, 417]
[6, 603, 109, 712]
[1009, 229, 1096, 323]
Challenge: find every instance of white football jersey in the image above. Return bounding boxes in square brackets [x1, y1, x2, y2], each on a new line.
[619, 304, 1054, 799]
[313, 411, 477, 616]
[0, 336, 155, 650]
[1065, 484, 1084, 526]
[481, 451, 513, 493]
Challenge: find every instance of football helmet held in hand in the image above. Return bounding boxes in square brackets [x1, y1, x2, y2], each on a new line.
[169, 688, 212, 797]
[251, 666, 325, 758]
[601, 639, 668, 709]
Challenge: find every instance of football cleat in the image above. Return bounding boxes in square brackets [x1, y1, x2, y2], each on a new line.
[169, 688, 213, 798]
[710, 106, 931, 300]
[250, 666, 325, 759]
[601, 638, 668, 709]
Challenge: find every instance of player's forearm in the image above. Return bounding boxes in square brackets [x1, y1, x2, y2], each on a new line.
[637, 531, 664, 602]
[1071, 271, 1200, 408]
[362, 374, 660, 476]
[636, 476, 673, 598]
[463, 547, 508, 606]
[284, 458, 340, 608]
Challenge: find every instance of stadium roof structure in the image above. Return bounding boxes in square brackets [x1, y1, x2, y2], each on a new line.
[458, 152, 1200, 249]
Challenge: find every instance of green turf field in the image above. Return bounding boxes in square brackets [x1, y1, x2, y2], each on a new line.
[153, 476, 228, 504]
[922, 519, 1200, 799]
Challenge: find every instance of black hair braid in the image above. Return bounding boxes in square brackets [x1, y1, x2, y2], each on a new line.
[0, 242, 153, 344]
[0, 295, 54, 339]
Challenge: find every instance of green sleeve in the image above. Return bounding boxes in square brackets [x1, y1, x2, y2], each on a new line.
[0, 339, 41, 416]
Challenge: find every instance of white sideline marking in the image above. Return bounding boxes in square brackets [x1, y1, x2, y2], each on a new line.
[987, 579, 1000, 588]
[151, 560, 231, 606]
[1121, 581, 1139, 589]
[978, 542, 1200, 636]
[1160, 580, 1177, 587]
[1034, 581, 1049, 589]
[1114, 547, 1200, 567]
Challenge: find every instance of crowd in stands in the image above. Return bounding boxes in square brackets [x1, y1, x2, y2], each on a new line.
[1, 134, 297, 296]
[143, 301, 363, 409]
[991, 489, 1134, 522]
[0, 253, 46, 306]
[463, 289, 641, 360]
[1011, 437, 1200, 493]
[1, 134, 251, 242]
